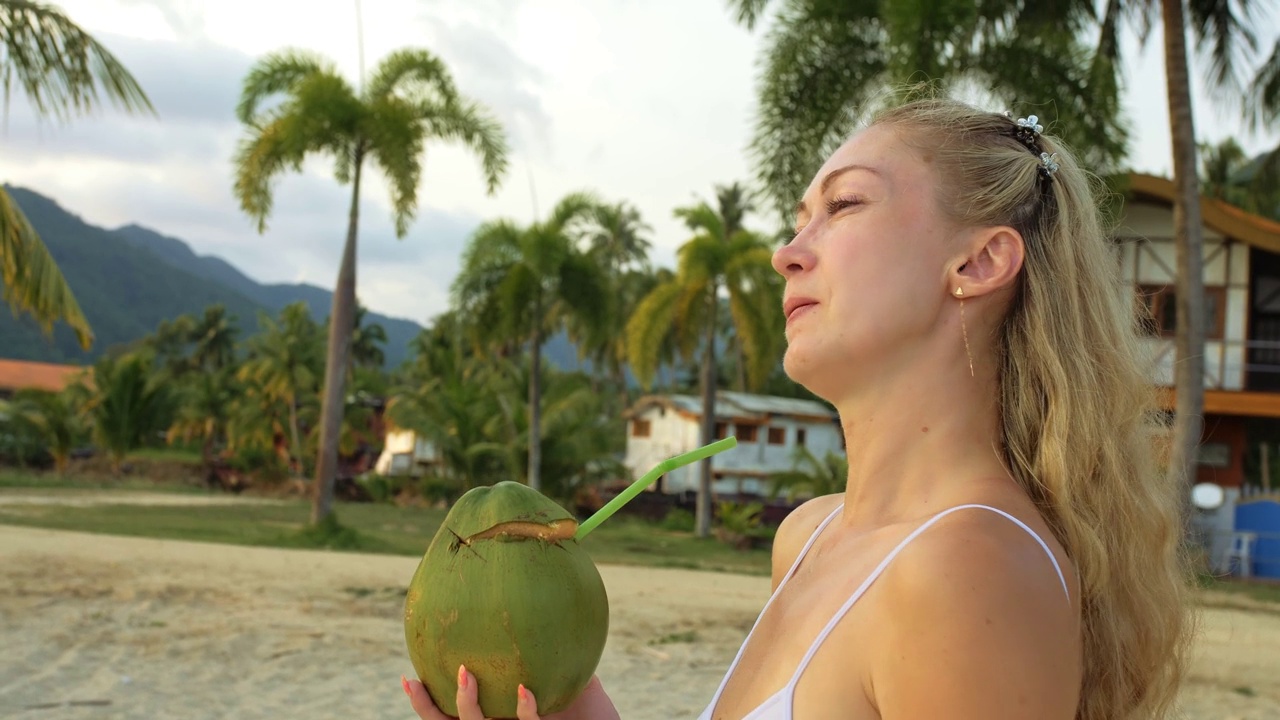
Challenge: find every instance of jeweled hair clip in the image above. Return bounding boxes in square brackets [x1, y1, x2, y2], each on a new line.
[1002, 111, 1058, 180]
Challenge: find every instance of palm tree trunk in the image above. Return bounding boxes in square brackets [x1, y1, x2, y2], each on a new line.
[311, 150, 363, 524]
[288, 399, 304, 473]
[1161, 0, 1207, 490]
[696, 284, 719, 538]
[528, 294, 544, 492]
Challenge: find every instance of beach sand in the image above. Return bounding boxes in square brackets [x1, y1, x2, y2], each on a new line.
[2, 524, 1278, 720]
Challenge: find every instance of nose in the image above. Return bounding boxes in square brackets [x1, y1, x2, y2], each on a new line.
[772, 236, 813, 278]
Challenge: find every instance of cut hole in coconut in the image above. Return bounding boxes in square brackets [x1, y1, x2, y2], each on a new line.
[463, 519, 578, 544]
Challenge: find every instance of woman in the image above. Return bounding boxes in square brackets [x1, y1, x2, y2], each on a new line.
[403, 95, 1193, 720]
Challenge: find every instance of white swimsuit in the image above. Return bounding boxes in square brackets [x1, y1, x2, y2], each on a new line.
[696, 503, 1070, 720]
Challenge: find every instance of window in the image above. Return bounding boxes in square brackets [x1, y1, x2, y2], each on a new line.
[796, 428, 807, 447]
[715, 422, 729, 439]
[1138, 285, 1225, 340]
[738, 424, 759, 442]
[631, 419, 651, 438]
[767, 427, 786, 445]
[1197, 442, 1231, 469]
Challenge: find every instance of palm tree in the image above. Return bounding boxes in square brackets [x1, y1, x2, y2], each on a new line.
[1092, 0, 1267, 487]
[568, 201, 654, 399]
[724, 0, 1128, 221]
[388, 354, 511, 494]
[1196, 139, 1279, 217]
[83, 351, 174, 473]
[167, 368, 237, 485]
[8, 387, 85, 473]
[1, 0, 156, 349]
[626, 189, 782, 537]
[350, 304, 388, 371]
[232, 47, 509, 525]
[236, 303, 324, 475]
[191, 305, 239, 373]
[451, 193, 610, 493]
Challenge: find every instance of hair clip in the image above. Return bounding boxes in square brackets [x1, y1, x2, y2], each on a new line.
[1003, 110, 1056, 181]
[1039, 152, 1060, 178]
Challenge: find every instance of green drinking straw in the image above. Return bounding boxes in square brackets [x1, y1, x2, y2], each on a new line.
[574, 436, 738, 541]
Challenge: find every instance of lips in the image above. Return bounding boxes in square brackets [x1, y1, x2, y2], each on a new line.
[783, 297, 817, 322]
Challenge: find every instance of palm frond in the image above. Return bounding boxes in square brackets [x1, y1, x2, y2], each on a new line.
[557, 249, 611, 333]
[673, 201, 726, 240]
[0, 188, 91, 347]
[724, 0, 774, 30]
[233, 66, 362, 232]
[625, 280, 685, 389]
[365, 48, 459, 108]
[545, 190, 604, 233]
[234, 48, 335, 124]
[749, 1, 888, 220]
[365, 96, 425, 237]
[0, 0, 155, 122]
[421, 97, 510, 194]
[1187, 0, 1260, 99]
[1248, 38, 1280, 130]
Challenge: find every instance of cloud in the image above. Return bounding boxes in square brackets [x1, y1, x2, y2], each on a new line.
[417, 17, 555, 161]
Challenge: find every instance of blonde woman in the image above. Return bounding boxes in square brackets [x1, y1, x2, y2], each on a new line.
[405, 95, 1193, 720]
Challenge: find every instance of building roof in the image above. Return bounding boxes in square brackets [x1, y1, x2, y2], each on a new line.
[0, 358, 88, 393]
[626, 391, 837, 423]
[1125, 173, 1280, 253]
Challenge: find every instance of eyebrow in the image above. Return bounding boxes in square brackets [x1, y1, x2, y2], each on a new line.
[793, 163, 885, 217]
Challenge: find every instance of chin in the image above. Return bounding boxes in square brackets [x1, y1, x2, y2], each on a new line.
[782, 348, 830, 399]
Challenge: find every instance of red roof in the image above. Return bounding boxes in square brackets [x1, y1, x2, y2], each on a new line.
[0, 358, 88, 393]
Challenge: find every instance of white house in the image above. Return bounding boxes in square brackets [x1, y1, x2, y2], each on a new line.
[373, 428, 440, 477]
[622, 391, 844, 498]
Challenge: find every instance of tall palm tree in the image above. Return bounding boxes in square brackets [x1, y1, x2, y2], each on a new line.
[1, 0, 156, 349]
[232, 47, 509, 524]
[724, 0, 1128, 221]
[1092, 0, 1267, 487]
[452, 193, 610, 492]
[626, 190, 781, 537]
[568, 201, 654, 396]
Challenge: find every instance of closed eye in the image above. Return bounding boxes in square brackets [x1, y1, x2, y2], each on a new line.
[825, 195, 864, 214]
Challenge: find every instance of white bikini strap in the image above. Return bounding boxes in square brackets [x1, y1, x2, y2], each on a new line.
[703, 502, 845, 709]
[788, 503, 1070, 683]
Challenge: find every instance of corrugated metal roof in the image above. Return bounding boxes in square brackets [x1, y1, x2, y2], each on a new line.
[630, 391, 837, 421]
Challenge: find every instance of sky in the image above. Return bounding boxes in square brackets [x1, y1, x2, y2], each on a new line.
[4, 0, 1279, 327]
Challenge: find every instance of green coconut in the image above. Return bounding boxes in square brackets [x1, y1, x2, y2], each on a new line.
[404, 481, 609, 719]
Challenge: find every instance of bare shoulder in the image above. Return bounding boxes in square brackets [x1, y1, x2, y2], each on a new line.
[868, 507, 1080, 719]
[770, 494, 844, 590]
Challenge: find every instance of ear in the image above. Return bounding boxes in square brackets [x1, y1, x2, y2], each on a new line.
[948, 226, 1024, 299]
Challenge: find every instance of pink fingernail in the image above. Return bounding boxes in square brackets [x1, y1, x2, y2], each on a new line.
[458, 665, 468, 690]
[518, 684, 528, 702]
[401, 676, 410, 696]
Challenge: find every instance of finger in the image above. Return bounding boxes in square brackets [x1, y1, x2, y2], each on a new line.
[455, 665, 489, 720]
[516, 684, 541, 720]
[403, 675, 451, 720]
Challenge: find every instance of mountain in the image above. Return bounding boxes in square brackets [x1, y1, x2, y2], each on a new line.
[1, 186, 269, 363]
[2, 185, 588, 372]
[111, 224, 426, 366]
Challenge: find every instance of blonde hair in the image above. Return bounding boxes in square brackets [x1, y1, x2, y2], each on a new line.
[870, 95, 1193, 719]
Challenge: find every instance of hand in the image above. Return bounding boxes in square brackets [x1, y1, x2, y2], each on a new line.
[402, 666, 619, 720]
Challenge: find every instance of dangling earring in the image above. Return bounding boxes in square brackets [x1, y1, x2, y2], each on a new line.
[955, 287, 975, 378]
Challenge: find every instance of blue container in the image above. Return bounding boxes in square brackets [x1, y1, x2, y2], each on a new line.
[1234, 499, 1280, 579]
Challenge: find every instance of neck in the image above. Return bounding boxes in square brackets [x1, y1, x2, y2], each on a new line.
[832, 339, 1012, 528]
